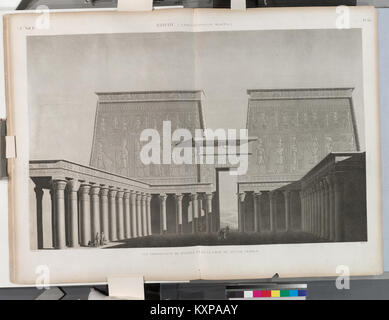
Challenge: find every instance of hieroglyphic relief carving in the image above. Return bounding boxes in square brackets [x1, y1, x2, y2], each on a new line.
[90, 92, 203, 180]
[246, 90, 358, 181]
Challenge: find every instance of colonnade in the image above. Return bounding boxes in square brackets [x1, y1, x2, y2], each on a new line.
[33, 178, 216, 249]
[238, 190, 294, 233]
[158, 192, 214, 234]
[300, 174, 343, 241]
[34, 179, 152, 249]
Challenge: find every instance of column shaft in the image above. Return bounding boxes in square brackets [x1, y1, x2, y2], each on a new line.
[326, 176, 335, 241]
[80, 184, 92, 246]
[108, 188, 118, 241]
[175, 194, 183, 234]
[147, 195, 152, 236]
[90, 185, 101, 243]
[53, 180, 67, 249]
[205, 193, 213, 233]
[191, 194, 198, 233]
[34, 186, 44, 249]
[160, 194, 168, 234]
[333, 175, 344, 241]
[67, 180, 79, 248]
[283, 191, 290, 232]
[238, 192, 246, 232]
[142, 194, 148, 236]
[116, 191, 124, 240]
[136, 193, 143, 237]
[130, 192, 137, 238]
[123, 192, 131, 239]
[100, 187, 109, 243]
[269, 192, 275, 232]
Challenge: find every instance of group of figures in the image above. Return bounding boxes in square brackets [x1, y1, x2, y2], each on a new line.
[91, 109, 201, 179]
[253, 134, 356, 174]
[87, 232, 108, 247]
[248, 100, 358, 176]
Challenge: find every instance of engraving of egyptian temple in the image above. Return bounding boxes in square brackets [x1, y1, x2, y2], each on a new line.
[30, 88, 367, 249]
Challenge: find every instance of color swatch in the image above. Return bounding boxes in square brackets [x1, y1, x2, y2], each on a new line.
[226, 285, 307, 300]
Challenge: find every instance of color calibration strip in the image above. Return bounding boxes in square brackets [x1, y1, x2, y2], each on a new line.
[226, 285, 307, 300]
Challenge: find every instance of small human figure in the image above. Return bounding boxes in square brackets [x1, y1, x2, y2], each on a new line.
[224, 226, 230, 240]
[95, 232, 100, 247]
[100, 232, 106, 246]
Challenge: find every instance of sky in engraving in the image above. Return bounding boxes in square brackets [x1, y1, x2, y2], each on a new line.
[27, 29, 364, 165]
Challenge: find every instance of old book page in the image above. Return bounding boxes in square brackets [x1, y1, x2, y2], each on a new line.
[3, 7, 382, 285]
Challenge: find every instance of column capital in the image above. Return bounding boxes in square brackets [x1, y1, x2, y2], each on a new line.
[160, 193, 168, 201]
[90, 185, 101, 195]
[282, 190, 290, 198]
[116, 190, 124, 198]
[146, 194, 152, 203]
[205, 193, 213, 201]
[67, 179, 80, 192]
[100, 187, 109, 197]
[34, 186, 44, 197]
[108, 187, 117, 198]
[129, 190, 137, 200]
[190, 193, 198, 201]
[238, 192, 246, 202]
[254, 191, 262, 198]
[52, 179, 67, 191]
[175, 193, 184, 201]
[123, 191, 131, 199]
[141, 194, 147, 201]
[79, 183, 91, 194]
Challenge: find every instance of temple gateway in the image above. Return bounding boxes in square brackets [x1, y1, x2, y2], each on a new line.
[30, 88, 367, 249]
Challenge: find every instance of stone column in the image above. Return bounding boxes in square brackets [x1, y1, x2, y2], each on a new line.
[50, 189, 55, 247]
[283, 190, 290, 232]
[123, 190, 131, 239]
[311, 186, 315, 235]
[323, 180, 329, 240]
[66, 180, 79, 248]
[136, 192, 143, 237]
[253, 192, 262, 232]
[108, 187, 118, 241]
[160, 193, 168, 234]
[309, 188, 314, 233]
[238, 192, 246, 232]
[116, 190, 124, 240]
[52, 180, 67, 249]
[130, 191, 137, 238]
[175, 194, 183, 234]
[314, 184, 319, 237]
[333, 174, 344, 242]
[142, 194, 148, 236]
[269, 191, 275, 232]
[326, 176, 335, 241]
[34, 185, 44, 249]
[190, 193, 199, 233]
[198, 196, 204, 232]
[205, 193, 213, 233]
[319, 181, 325, 238]
[146, 194, 152, 236]
[79, 184, 92, 246]
[99, 186, 109, 243]
[300, 191, 305, 231]
[306, 190, 310, 232]
[90, 185, 101, 243]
